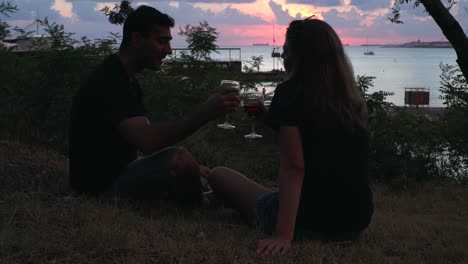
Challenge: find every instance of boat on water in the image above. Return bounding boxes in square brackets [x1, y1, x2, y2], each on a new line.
[271, 23, 284, 70]
[271, 47, 281, 58]
[363, 36, 375, 55]
[253, 43, 269, 46]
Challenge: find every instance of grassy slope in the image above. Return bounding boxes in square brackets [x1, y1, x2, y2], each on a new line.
[1, 134, 467, 264]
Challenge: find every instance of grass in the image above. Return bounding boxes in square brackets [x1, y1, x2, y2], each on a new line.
[1, 133, 468, 263]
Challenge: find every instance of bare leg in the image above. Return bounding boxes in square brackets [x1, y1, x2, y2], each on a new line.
[206, 166, 270, 220]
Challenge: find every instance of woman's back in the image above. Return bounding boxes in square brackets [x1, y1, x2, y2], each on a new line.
[266, 78, 373, 232]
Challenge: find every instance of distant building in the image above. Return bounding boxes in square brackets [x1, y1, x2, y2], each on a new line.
[0, 40, 17, 49]
[1, 35, 53, 52]
[428, 41, 453, 48]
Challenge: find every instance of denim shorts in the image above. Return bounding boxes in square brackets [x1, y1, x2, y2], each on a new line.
[255, 191, 362, 241]
[255, 191, 279, 234]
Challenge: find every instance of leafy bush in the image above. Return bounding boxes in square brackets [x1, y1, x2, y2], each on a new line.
[439, 64, 468, 183]
[358, 75, 453, 187]
[0, 51, 104, 150]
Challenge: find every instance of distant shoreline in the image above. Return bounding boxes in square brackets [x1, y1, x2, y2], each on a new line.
[171, 43, 452, 49]
[361, 40, 452, 49]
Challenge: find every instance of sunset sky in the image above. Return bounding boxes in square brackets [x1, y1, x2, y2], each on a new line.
[3, 0, 467, 46]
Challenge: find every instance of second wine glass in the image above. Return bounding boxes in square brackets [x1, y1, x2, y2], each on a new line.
[243, 91, 263, 139]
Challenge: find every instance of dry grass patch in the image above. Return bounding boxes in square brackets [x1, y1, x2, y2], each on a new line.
[0, 141, 467, 263]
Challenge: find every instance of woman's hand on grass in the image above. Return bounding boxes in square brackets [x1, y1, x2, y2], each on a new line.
[257, 236, 292, 256]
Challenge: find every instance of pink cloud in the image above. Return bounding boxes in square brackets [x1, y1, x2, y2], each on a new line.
[216, 24, 287, 45]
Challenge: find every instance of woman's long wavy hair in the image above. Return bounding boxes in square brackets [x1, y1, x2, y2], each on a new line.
[284, 18, 368, 130]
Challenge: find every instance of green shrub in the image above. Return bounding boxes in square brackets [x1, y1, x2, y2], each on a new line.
[439, 64, 468, 183]
[358, 75, 456, 187]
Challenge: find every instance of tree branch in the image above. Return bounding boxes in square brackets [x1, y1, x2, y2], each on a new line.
[420, 0, 468, 80]
[0, 1, 17, 17]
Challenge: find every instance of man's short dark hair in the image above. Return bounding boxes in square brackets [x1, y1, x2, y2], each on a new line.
[120, 5, 175, 50]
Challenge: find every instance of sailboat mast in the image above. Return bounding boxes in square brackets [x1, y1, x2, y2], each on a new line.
[366, 36, 368, 52]
[273, 23, 276, 70]
[36, 8, 39, 35]
[273, 23, 275, 46]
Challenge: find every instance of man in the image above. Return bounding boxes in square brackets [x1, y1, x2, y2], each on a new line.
[68, 5, 240, 205]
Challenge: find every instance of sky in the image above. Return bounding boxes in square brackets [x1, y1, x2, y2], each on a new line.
[2, 0, 467, 46]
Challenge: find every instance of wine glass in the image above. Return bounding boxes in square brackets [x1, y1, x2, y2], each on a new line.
[217, 80, 240, 129]
[243, 91, 263, 139]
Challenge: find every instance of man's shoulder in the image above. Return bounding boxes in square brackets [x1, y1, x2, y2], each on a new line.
[88, 54, 122, 80]
[81, 54, 128, 91]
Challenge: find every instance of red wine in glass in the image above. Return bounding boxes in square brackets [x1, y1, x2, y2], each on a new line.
[243, 92, 263, 139]
[244, 105, 259, 118]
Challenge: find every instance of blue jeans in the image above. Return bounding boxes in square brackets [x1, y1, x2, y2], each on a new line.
[108, 147, 209, 200]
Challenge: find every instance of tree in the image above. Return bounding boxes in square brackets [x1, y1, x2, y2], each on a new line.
[388, 0, 468, 80]
[243, 55, 264, 73]
[0, 1, 16, 16]
[100, 0, 134, 25]
[178, 21, 219, 60]
[439, 64, 468, 179]
[38, 18, 77, 50]
[440, 63, 468, 109]
[0, 1, 18, 40]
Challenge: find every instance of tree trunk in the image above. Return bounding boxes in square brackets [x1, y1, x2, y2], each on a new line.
[420, 0, 468, 80]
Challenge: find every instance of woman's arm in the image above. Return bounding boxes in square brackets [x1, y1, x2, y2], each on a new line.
[276, 126, 305, 239]
[257, 126, 304, 256]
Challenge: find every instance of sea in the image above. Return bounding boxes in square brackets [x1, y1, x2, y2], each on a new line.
[191, 45, 458, 107]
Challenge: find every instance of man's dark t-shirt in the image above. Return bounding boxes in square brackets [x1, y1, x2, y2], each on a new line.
[69, 54, 146, 194]
[265, 78, 374, 232]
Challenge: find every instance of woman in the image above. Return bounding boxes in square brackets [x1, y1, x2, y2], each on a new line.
[205, 18, 373, 256]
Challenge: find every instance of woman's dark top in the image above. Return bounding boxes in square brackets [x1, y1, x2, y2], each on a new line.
[265, 78, 373, 232]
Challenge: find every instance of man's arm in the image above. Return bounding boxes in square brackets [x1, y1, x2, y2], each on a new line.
[119, 87, 240, 155]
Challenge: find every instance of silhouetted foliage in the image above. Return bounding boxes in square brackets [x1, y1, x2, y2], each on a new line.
[0, 1, 16, 16]
[440, 64, 468, 109]
[38, 18, 77, 50]
[0, 1, 17, 40]
[243, 56, 264, 73]
[178, 21, 219, 60]
[100, 0, 134, 25]
[439, 64, 468, 182]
